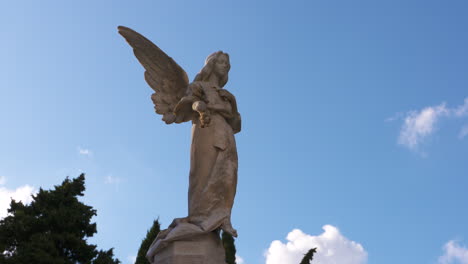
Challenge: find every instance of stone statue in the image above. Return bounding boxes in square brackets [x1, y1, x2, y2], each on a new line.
[118, 26, 241, 264]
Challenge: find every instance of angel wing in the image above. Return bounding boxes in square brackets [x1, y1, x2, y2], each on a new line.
[118, 26, 192, 124]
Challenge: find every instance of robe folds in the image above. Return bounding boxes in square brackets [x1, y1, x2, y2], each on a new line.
[147, 83, 240, 258]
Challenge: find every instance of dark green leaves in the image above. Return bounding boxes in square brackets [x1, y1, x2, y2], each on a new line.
[0, 174, 120, 264]
[300, 247, 317, 264]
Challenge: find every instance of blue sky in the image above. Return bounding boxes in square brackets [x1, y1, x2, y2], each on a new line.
[1, 1, 468, 263]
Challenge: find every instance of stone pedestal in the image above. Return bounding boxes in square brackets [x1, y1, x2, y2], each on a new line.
[149, 231, 226, 264]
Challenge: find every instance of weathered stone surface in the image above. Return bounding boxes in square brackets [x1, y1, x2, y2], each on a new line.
[119, 27, 241, 264]
[150, 232, 226, 264]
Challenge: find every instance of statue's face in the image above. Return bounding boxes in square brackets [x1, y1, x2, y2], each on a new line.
[214, 54, 229, 77]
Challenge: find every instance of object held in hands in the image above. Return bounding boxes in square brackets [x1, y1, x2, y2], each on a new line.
[192, 101, 211, 127]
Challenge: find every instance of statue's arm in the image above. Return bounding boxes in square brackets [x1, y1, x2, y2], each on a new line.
[218, 89, 241, 134]
[226, 94, 238, 115]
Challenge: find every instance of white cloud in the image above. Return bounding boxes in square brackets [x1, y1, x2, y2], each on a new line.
[105, 175, 122, 185]
[78, 146, 93, 157]
[439, 240, 468, 264]
[398, 103, 448, 150]
[385, 112, 404, 122]
[127, 255, 136, 264]
[0, 180, 37, 219]
[265, 225, 367, 264]
[459, 125, 468, 139]
[454, 98, 468, 117]
[0, 176, 6, 185]
[395, 98, 468, 151]
[236, 255, 245, 264]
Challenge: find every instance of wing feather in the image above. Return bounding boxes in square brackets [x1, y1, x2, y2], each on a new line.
[118, 26, 190, 124]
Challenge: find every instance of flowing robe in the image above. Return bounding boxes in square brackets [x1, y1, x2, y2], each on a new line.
[188, 83, 238, 231]
[147, 82, 240, 259]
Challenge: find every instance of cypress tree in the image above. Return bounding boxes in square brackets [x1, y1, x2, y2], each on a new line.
[222, 231, 236, 264]
[135, 219, 161, 264]
[299, 247, 317, 264]
[0, 174, 120, 264]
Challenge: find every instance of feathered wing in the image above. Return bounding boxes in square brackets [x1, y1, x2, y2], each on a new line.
[118, 26, 192, 124]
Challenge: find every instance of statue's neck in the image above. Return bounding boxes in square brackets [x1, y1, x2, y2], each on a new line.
[207, 73, 220, 87]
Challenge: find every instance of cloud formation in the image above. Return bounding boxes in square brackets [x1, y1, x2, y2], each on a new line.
[265, 225, 367, 264]
[0, 178, 36, 219]
[105, 175, 122, 185]
[439, 240, 468, 264]
[459, 125, 468, 139]
[78, 146, 93, 157]
[398, 103, 448, 150]
[454, 98, 468, 117]
[127, 255, 136, 264]
[395, 98, 468, 150]
[236, 255, 245, 264]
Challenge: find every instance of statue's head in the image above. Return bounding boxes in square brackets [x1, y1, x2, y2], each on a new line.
[194, 51, 230, 87]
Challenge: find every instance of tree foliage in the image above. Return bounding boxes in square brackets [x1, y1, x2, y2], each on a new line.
[0, 174, 120, 264]
[222, 231, 236, 264]
[299, 247, 317, 264]
[135, 219, 161, 264]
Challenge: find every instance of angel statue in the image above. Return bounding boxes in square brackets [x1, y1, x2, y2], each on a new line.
[118, 26, 241, 262]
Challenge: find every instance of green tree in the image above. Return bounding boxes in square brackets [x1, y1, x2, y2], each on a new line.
[299, 248, 317, 264]
[135, 219, 161, 264]
[222, 231, 236, 264]
[0, 174, 120, 264]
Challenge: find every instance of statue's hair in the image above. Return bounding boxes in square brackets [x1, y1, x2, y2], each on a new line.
[193, 51, 230, 88]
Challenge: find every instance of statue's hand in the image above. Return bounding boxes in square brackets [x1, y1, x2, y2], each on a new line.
[193, 101, 211, 127]
[192, 101, 207, 112]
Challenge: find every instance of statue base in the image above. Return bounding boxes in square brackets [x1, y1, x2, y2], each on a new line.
[148, 231, 226, 264]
